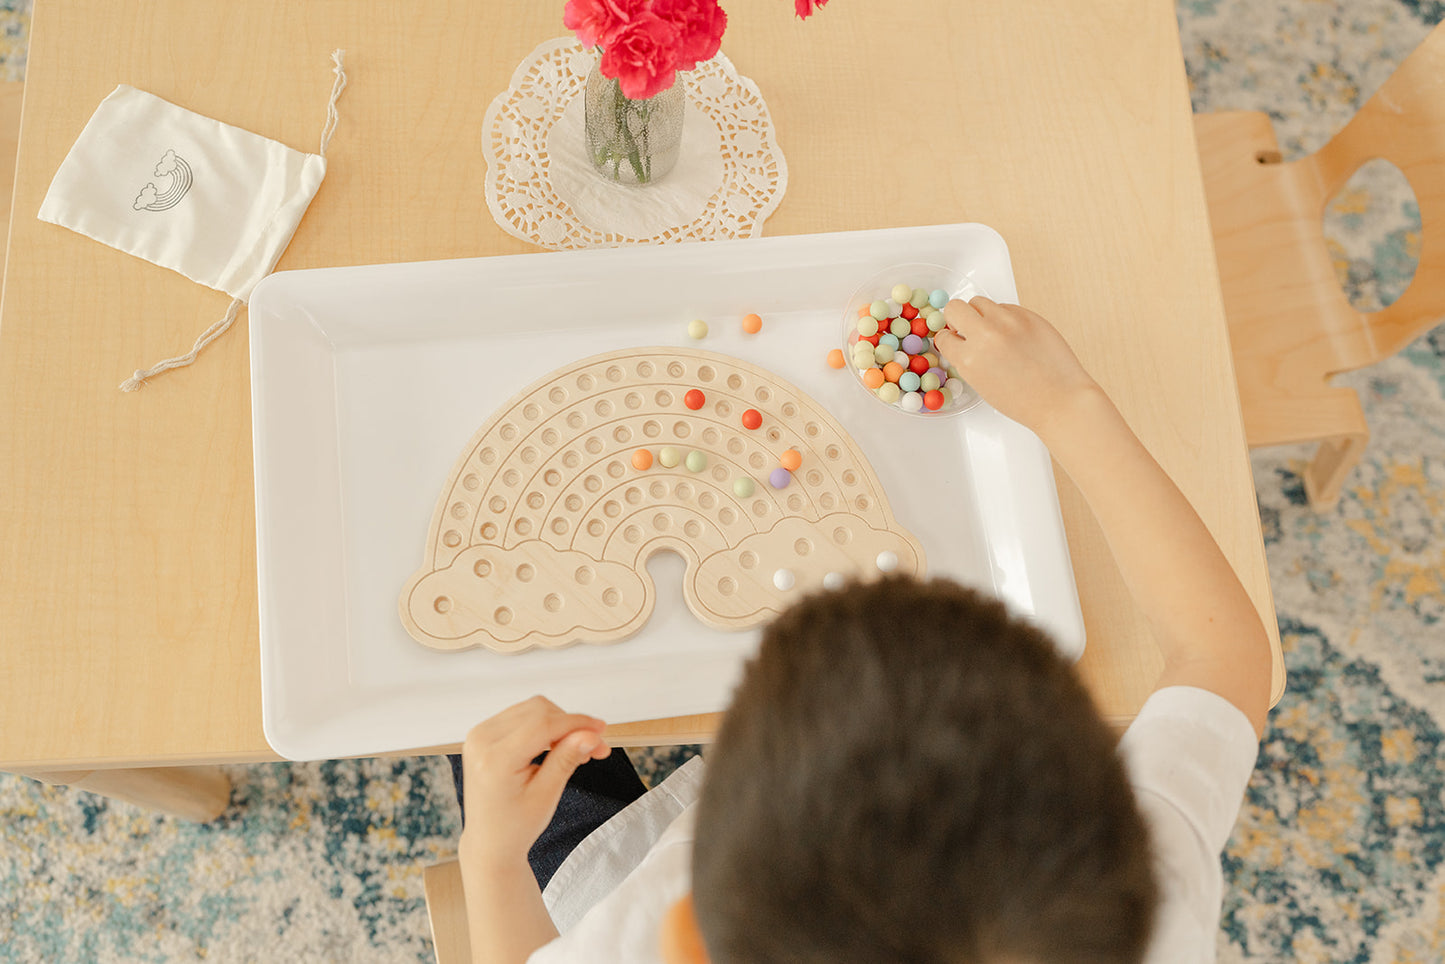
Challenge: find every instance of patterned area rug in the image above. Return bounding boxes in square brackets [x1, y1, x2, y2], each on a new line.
[3, 1, 1443, 961]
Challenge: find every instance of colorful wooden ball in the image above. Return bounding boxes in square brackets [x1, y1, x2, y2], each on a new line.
[910, 316, 929, 338]
[908, 355, 930, 375]
[862, 367, 886, 390]
[890, 283, 913, 303]
[631, 448, 653, 471]
[733, 476, 756, 498]
[928, 289, 948, 309]
[900, 303, 919, 321]
[687, 319, 708, 339]
[901, 334, 925, 355]
[779, 449, 802, 472]
[856, 316, 879, 337]
[659, 446, 682, 468]
[742, 313, 763, 334]
[858, 304, 873, 319]
[686, 450, 708, 472]
[900, 390, 924, 413]
[882, 361, 904, 383]
[923, 389, 946, 411]
[769, 467, 792, 489]
[889, 317, 911, 339]
[827, 348, 847, 369]
[684, 389, 705, 410]
[899, 371, 921, 393]
[741, 409, 763, 430]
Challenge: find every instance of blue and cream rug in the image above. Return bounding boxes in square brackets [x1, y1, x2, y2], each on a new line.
[4, 0, 1443, 960]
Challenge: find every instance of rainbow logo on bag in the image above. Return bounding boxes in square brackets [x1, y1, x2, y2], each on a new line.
[133, 148, 192, 212]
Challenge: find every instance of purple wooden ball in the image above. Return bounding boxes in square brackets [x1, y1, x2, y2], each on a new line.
[769, 467, 792, 489]
[901, 333, 925, 355]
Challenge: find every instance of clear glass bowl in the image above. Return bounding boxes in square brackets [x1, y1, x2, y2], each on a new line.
[840, 262, 985, 417]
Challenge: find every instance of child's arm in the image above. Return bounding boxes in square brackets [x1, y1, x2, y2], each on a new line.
[457, 696, 613, 964]
[934, 299, 1271, 738]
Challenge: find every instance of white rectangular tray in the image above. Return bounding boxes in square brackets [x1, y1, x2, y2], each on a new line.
[249, 223, 1084, 761]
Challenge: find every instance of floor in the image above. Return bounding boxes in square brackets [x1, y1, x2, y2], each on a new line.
[2, 0, 1443, 961]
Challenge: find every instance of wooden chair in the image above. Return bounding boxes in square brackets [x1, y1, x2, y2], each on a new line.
[1193, 22, 1445, 508]
[424, 858, 472, 964]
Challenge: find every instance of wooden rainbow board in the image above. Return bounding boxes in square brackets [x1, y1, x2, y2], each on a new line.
[400, 347, 925, 653]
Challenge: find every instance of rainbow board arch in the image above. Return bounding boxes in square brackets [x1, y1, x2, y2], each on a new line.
[400, 347, 925, 653]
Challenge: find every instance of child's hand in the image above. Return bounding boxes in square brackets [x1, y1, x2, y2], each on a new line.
[933, 297, 1101, 437]
[458, 696, 612, 867]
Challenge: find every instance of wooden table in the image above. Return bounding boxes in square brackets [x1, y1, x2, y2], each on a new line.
[0, 0, 1283, 819]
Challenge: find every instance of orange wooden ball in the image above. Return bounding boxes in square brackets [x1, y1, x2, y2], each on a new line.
[742, 313, 763, 334]
[779, 449, 802, 472]
[883, 361, 904, 383]
[826, 348, 846, 369]
[862, 367, 886, 389]
[631, 448, 654, 471]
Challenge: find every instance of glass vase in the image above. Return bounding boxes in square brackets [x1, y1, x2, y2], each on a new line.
[583, 61, 685, 185]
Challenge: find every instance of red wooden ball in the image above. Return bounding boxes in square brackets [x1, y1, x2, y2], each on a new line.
[741, 408, 763, 430]
[910, 316, 929, 338]
[684, 389, 706, 410]
[923, 389, 945, 411]
[900, 303, 919, 320]
[908, 355, 930, 375]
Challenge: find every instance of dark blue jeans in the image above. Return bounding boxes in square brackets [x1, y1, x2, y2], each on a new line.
[448, 749, 647, 891]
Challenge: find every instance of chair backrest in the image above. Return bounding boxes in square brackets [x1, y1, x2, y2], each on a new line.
[423, 858, 470, 964]
[1306, 21, 1445, 360]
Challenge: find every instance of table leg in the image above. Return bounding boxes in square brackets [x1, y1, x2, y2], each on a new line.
[10, 765, 233, 822]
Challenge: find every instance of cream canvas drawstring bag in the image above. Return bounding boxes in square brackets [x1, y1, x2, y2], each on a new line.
[37, 51, 347, 391]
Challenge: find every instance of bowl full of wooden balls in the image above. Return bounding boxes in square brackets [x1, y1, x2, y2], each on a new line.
[837, 263, 983, 417]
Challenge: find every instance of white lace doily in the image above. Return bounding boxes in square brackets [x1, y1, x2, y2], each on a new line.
[482, 37, 788, 250]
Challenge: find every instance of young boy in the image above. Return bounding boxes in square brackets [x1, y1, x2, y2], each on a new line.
[452, 297, 1273, 963]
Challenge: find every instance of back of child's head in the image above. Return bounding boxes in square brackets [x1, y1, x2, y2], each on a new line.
[691, 576, 1157, 964]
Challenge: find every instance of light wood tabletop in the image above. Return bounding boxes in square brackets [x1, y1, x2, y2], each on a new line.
[0, 0, 1283, 802]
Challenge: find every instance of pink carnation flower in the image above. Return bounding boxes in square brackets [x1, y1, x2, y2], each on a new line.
[564, 0, 650, 48]
[600, 12, 682, 99]
[652, 0, 727, 71]
[794, 0, 829, 18]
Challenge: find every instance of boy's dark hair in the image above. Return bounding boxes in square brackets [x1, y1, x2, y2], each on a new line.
[691, 576, 1157, 964]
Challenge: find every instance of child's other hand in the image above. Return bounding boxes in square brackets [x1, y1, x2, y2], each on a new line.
[933, 297, 1101, 437]
[458, 696, 611, 867]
